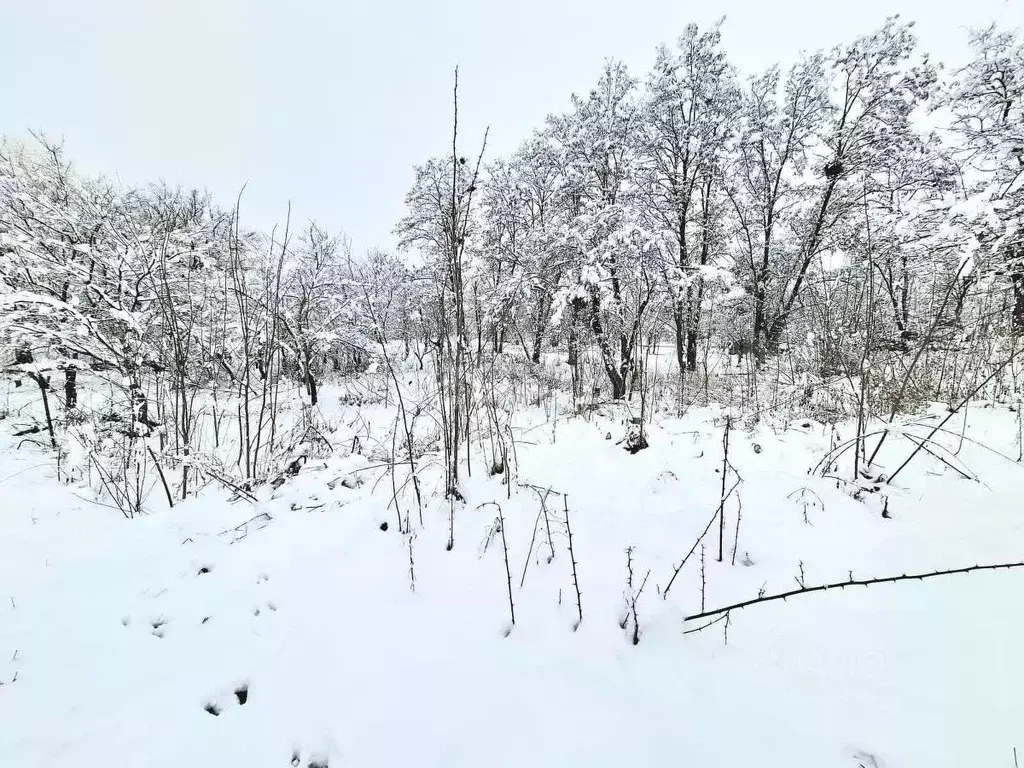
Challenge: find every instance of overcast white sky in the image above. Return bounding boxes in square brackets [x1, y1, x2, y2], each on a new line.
[3, 0, 1020, 252]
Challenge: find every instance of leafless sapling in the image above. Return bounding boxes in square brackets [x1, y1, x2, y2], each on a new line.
[718, 415, 731, 561]
[478, 502, 515, 631]
[629, 568, 651, 646]
[407, 531, 417, 594]
[564, 495, 583, 631]
[700, 543, 707, 613]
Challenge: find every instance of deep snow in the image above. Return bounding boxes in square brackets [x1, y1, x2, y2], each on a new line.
[2, 388, 1023, 767]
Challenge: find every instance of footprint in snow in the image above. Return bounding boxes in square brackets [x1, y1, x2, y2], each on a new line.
[203, 682, 250, 716]
[291, 749, 329, 767]
[150, 617, 169, 638]
[252, 601, 278, 617]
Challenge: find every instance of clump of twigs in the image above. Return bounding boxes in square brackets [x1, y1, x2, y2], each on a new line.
[663, 418, 743, 598]
[786, 487, 823, 525]
[628, 568, 651, 646]
[618, 545, 652, 644]
[0, 649, 19, 687]
[519, 487, 558, 588]
[619, 546, 635, 628]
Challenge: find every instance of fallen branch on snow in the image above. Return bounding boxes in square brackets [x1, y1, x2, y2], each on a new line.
[684, 561, 1024, 624]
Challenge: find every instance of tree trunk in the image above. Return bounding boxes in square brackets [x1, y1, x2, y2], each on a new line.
[531, 325, 543, 364]
[764, 315, 787, 359]
[567, 304, 580, 368]
[64, 366, 77, 410]
[473, 285, 483, 358]
[306, 369, 318, 406]
[685, 281, 704, 371]
[685, 328, 700, 371]
[587, 300, 628, 400]
[1012, 273, 1024, 335]
[610, 371, 627, 400]
[32, 374, 57, 448]
[672, 302, 687, 374]
[304, 346, 318, 406]
[751, 284, 769, 361]
[618, 332, 632, 398]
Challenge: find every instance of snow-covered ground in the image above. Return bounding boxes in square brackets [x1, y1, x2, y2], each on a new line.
[2, 385, 1023, 767]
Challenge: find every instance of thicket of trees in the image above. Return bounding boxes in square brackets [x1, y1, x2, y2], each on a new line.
[0, 140, 409, 512]
[457, 20, 1022, 377]
[1, 18, 1022, 512]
